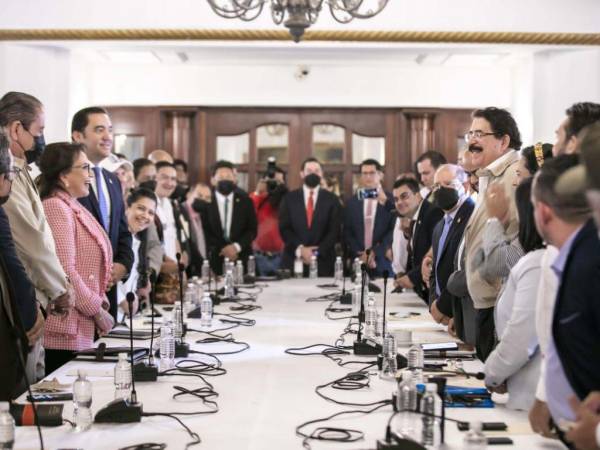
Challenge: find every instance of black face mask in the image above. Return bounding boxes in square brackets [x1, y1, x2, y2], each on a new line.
[192, 198, 210, 213]
[432, 186, 460, 211]
[304, 173, 321, 189]
[0, 195, 8, 206]
[171, 184, 188, 201]
[216, 180, 235, 196]
[25, 134, 45, 165]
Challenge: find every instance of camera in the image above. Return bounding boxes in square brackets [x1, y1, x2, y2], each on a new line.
[358, 188, 378, 200]
[265, 157, 279, 193]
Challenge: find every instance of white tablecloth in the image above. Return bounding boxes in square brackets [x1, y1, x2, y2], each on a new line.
[14, 279, 566, 450]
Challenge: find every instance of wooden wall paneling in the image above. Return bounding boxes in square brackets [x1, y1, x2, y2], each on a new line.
[432, 109, 473, 163]
[190, 110, 207, 185]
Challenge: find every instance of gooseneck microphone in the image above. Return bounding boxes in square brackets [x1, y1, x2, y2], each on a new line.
[175, 252, 186, 336]
[338, 247, 352, 304]
[95, 294, 143, 424]
[133, 274, 158, 382]
[381, 270, 389, 339]
[126, 293, 139, 404]
[353, 263, 382, 356]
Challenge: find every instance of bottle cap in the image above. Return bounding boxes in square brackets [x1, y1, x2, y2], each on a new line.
[0, 402, 9, 411]
[77, 369, 87, 379]
[118, 352, 127, 361]
[426, 383, 437, 392]
[470, 421, 483, 432]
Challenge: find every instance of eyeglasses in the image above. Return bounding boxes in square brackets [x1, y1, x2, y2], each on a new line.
[4, 167, 22, 182]
[72, 163, 92, 173]
[464, 130, 497, 141]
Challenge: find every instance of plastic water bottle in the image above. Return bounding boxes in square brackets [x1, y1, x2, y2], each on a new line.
[72, 370, 92, 432]
[159, 322, 175, 371]
[224, 269, 235, 298]
[235, 261, 244, 286]
[463, 421, 487, 449]
[200, 292, 213, 328]
[352, 276, 362, 316]
[201, 260, 210, 284]
[114, 353, 132, 401]
[222, 257, 230, 277]
[364, 294, 378, 339]
[353, 257, 361, 278]
[395, 371, 418, 439]
[294, 255, 303, 278]
[375, 315, 385, 343]
[334, 256, 343, 285]
[247, 255, 256, 278]
[421, 383, 441, 448]
[309, 255, 318, 279]
[184, 282, 196, 311]
[407, 344, 424, 384]
[380, 333, 398, 379]
[0, 402, 15, 449]
[172, 305, 184, 344]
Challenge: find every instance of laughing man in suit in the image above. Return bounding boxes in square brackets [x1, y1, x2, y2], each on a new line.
[72, 107, 133, 320]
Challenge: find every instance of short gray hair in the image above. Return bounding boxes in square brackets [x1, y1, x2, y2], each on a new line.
[0, 91, 43, 129]
[0, 129, 11, 176]
[437, 163, 468, 184]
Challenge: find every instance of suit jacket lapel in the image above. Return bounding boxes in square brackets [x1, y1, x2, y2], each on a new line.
[230, 193, 241, 240]
[211, 195, 224, 238]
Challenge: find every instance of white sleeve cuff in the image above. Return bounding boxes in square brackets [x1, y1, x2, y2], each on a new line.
[535, 359, 547, 401]
[596, 422, 600, 447]
[233, 243, 242, 253]
[295, 245, 303, 258]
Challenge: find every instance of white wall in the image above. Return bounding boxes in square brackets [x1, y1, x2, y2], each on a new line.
[1, 43, 600, 149]
[0, 43, 72, 142]
[532, 49, 600, 143]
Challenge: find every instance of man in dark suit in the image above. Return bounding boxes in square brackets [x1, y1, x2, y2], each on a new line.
[72, 107, 133, 319]
[531, 154, 600, 445]
[393, 176, 443, 301]
[427, 164, 475, 324]
[202, 160, 257, 276]
[279, 157, 341, 277]
[343, 158, 395, 277]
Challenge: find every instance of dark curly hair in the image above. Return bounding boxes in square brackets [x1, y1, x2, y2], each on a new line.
[472, 107, 522, 150]
[37, 142, 86, 199]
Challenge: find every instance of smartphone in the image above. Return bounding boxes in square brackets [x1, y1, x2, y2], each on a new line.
[27, 392, 73, 402]
[421, 342, 459, 351]
[487, 437, 513, 445]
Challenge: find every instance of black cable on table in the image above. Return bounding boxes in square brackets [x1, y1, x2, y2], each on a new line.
[296, 402, 391, 450]
[142, 412, 201, 449]
[315, 370, 388, 407]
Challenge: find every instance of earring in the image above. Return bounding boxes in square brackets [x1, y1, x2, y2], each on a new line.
[65, 182, 70, 188]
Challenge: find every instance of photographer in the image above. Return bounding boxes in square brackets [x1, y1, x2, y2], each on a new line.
[343, 159, 395, 277]
[249, 158, 287, 276]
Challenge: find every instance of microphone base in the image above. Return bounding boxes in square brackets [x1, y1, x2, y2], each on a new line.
[353, 339, 382, 355]
[175, 341, 190, 358]
[377, 434, 426, 450]
[376, 353, 408, 371]
[94, 399, 142, 424]
[339, 292, 352, 304]
[133, 362, 158, 382]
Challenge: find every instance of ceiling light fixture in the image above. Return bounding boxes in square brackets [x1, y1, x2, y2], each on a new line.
[206, 0, 389, 43]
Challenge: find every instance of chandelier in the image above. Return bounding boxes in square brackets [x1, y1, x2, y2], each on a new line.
[206, 0, 389, 42]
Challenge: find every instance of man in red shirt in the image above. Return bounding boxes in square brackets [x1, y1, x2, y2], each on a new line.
[249, 165, 287, 275]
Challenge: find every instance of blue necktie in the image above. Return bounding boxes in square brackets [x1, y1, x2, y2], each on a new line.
[435, 215, 453, 297]
[93, 166, 110, 232]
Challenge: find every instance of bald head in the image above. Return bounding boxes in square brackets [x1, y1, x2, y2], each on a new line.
[148, 149, 173, 164]
[434, 164, 467, 186]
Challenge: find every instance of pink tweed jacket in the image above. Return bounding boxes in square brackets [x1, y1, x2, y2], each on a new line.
[42, 190, 114, 351]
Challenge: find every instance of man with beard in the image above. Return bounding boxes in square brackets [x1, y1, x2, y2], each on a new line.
[542, 122, 600, 450]
[279, 157, 341, 277]
[528, 103, 600, 439]
[202, 160, 257, 276]
[249, 163, 288, 276]
[0, 92, 73, 380]
[463, 107, 521, 362]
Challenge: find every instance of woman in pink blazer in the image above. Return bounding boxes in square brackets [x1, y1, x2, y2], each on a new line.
[38, 142, 114, 374]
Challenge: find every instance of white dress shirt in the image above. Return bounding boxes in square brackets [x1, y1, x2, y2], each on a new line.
[534, 246, 559, 402]
[215, 191, 234, 239]
[303, 185, 319, 209]
[484, 249, 544, 411]
[391, 218, 409, 274]
[156, 196, 177, 260]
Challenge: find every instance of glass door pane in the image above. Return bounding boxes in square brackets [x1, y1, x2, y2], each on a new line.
[352, 134, 385, 165]
[312, 124, 345, 163]
[257, 124, 289, 164]
[216, 132, 250, 164]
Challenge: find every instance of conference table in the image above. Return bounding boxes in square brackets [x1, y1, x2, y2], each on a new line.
[14, 278, 567, 450]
